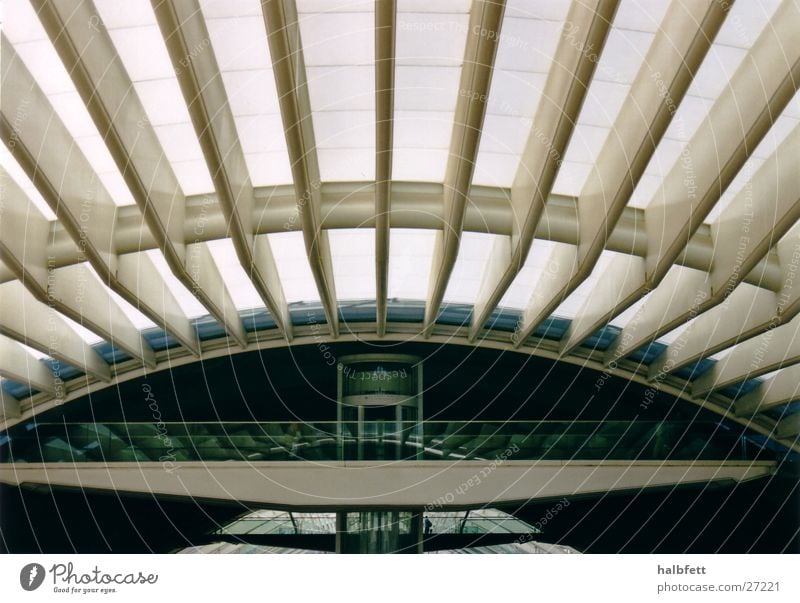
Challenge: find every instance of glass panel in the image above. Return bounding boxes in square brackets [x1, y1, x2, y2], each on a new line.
[298, 4, 375, 181]
[552, 0, 670, 196]
[94, 0, 215, 196]
[146, 250, 210, 318]
[388, 229, 437, 300]
[205, 239, 264, 311]
[706, 103, 800, 222]
[499, 239, 567, 310]
[267, 232, 322, 303]
[443, 233, 503, 305]
[392, 4, 470, 182]
[329, 229, 376, 300]
[629, 0, 782, 209]
[201, 0, 293, 187]
[474, 2, 570, 187]
[552, 250, 618, 319]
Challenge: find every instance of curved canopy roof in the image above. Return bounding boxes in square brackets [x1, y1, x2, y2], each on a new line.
[1, 0, 799, 450]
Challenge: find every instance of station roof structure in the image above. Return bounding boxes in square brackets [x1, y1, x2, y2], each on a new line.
[1, 0, 799, 452]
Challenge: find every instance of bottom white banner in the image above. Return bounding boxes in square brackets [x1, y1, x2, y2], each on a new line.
[0, 554, 797, 603]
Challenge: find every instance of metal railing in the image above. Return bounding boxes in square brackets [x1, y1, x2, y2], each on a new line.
[0, 420, 757, 463]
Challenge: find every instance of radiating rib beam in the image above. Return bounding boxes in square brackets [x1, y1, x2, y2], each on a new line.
[470, 0, 619, 343]
[0, 167, 154, 369]
[375, 0, 396, 337]
[422, 0, 506, 336]
[261, 0, 338, 336]
[547, 0, 732, 353]
[609, 123, 800, 363]
[153, 0, 292, 340]
[648, 220, 800, 380]
[735, 364, 800, 416]
[32, 1, 247, 348]
[0, 46, 199, 355]
[0, 335, 59, 396]
[562, 0, 800, 354]
[692, 313, 800, 397]
[0, 281, 112, 382]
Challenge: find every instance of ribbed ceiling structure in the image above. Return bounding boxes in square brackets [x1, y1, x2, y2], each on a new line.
[1, 0, 799, 450]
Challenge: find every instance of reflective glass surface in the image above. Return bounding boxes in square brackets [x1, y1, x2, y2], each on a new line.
[0, 420, 760, 463]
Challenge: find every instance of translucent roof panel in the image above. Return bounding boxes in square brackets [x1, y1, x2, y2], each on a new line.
[472, 1, 569, 188]
[298, 2, 375, 182]
[651, 282, 768, 350]
[267, 232, 321, 304]
[392, 3, 470, 182]
[499, 239, 564, 310]
[145, 250, 210, 318]
[608, 291, 653, 329]
[79, 263, 158, 331]
[705, 97, 800, 223]
[552, 250, 619, 319]
[0, 146, 56, 220]
[329, 229, 376, 301]
[388, 229, 437, 300]
[205, 239, 265, 311]
[17, 342, 48, 360]
[4, 0, 135, 206]
[552, 0, 670, 197]
[200, 0, 293, 187]
[94, 0, 214, 196]
[629, 0, 782, 209]
[443, 233, 503, 305]
[106, 289, 158, 331]
[61, 315, 104, 346]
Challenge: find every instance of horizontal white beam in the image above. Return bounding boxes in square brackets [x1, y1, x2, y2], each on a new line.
[0, 461, 773, 508]
[3, 183, 785, 295]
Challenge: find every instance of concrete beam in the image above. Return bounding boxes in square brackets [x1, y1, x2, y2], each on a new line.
[32, 1, 246, 348]
[153, 0, 292, 339]
[375, 0, 396, 337]
[423, 0, 506, 336]
[0, 460, 773, 508]
[261, 0, 339, 336]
